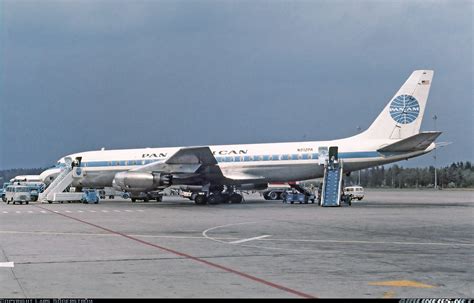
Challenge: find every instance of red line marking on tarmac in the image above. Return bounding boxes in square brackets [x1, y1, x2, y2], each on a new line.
[35, 205, 315, 298]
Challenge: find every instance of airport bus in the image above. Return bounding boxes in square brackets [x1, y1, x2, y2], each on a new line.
[5, 185, 33, 204]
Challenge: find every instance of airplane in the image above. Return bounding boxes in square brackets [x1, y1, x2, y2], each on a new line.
[40, 70, 441, 205]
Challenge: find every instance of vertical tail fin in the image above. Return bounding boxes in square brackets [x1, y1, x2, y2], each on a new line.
[361, 70, 434, 140]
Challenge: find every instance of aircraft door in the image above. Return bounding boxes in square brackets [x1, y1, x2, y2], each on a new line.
[318, 147, 328, 165]
[329, 146, 338, 162]
[73, 157, 82, 168]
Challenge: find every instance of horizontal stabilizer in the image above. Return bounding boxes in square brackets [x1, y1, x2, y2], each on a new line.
[166, 147, 218, 165]
[377, 131, 442, 152]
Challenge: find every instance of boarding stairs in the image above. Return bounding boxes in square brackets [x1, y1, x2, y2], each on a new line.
[39, 163, 75, 202]
[320, 160, 343, 207]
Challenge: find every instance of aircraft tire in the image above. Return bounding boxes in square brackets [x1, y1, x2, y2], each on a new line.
[268, 191, 278, 200]
[220, 193, 230, 203]
[230, 193, 242, 204]
[194, 195, 207, 205]
[207, 195, 219, 205]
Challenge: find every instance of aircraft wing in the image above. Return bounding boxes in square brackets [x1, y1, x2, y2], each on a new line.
[165, 146, 218, 165]
[377, 131, 442, 153]
[129, 146, 264, 184]
[130, 147, 218, 174]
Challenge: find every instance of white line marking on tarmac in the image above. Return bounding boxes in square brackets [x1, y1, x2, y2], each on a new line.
[40, 211, 47, 213]
[101, 210, 109, 213]
[261, 238, 474, 247]
[89, 210, 96, 213]
[0, 262, 14, 268]
[15, 211, 21, 214]
[124, 210, 133, 212]
[65, 211, 72, 213]
[2, 211, 8, 214]
[77, 210, 84, 213]
[28, 211, 33, 213]
[230, 235, 271, 244]
[202, 221, 474, 254]
[202, 222, 262, 244]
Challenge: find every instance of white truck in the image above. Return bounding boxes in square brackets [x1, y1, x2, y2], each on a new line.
[343, 186, 365, 201]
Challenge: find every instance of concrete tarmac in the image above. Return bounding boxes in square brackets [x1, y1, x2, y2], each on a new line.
[0, 189, 472, 298]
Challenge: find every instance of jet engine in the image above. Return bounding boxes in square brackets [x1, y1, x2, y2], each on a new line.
[113, 172, 172, 192]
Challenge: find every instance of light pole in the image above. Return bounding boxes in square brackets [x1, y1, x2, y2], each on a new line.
[357, 126, 361, 185]
[433, 115, 438, 189]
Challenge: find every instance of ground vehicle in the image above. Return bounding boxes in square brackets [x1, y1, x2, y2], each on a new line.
[26, 183, 44, 201]
[180, 190, 194, 200]
[4, 185, 32, 205]
[81, 189, 100, 204]
[130, 191, 163, 202]
[343, 186, 364, 201]
[3, 181, 44, 202]
[98, 187, 125, 199]
[1, 182, 11, 202]
[282, 190, 316, 204]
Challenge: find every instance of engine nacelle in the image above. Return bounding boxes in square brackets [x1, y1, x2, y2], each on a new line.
[113, 172, 172, 192]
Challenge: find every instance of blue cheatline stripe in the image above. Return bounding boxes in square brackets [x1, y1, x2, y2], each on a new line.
[77, 151, 381, 168]
[338, 151, 380, 159]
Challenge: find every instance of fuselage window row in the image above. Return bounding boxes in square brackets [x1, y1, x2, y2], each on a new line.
[76, 153, 320, 168]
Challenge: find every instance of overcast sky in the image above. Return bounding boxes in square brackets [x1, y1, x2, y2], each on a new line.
[0, 0, 472, 170]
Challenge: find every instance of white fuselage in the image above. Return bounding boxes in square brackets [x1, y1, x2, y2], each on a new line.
[48, 134, 433, 188]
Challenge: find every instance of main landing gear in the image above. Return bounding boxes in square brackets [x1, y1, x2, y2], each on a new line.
[193, 186, 243, 205]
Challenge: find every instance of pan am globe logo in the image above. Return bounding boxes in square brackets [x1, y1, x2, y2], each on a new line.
[389, 95, 420, 124]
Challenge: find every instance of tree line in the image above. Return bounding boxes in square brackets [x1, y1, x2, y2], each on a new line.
[0, 168, 46, 186]
[345, 161, 474, 188]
